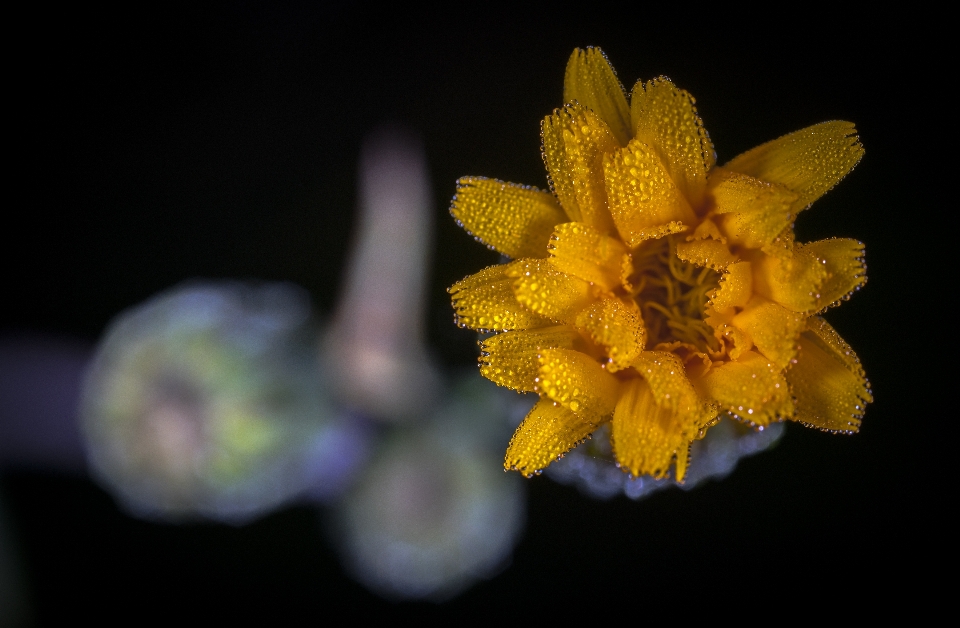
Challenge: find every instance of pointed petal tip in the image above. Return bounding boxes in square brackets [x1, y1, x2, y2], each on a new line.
[564, 47, 631, 146]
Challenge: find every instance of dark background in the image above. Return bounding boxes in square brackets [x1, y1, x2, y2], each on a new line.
[2, 3, 938, 620]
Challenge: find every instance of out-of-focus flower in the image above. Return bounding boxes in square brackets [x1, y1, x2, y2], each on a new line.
[322, 127, 440, 422]
[80, 281, 333, 523]
[324, 127, 527, 601]
[332, 375, 525, 602]
[449, 47, 872, 481]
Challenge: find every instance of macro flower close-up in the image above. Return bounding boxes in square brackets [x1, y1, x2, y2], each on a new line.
[449, 47, 873, 481]
[9, 4, 935, 616]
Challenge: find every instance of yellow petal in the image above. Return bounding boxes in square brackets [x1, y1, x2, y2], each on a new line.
[724, 121, 863, 214]
[800, 238, 867, 311]
[611, 378, 694, 481]
[696, 350, 793, 427]
[763, 223, 796, 259]
[620, 252, 641, 295]
[575, 298, 645, 372]
[542, 103, 619, 231]
[715, 324, 753, 361]
[731, 296, 806, 369]
[630, 77, 715, 206]
[547, 222, 627, 291]
[634, 351, 716, 427]
[787, 317, 872, 433]
[451, 177, 567, 259]
[537, 348, 620, 422]
[505, 398, 600, 476]
[603, 139, 695, 247]
[752, 247, 827, 313]
[563, 47, 631, 147]
[479, 326, 580, 392]
[708, 167, 798, 251]
[542, 109, 582, 223]
[674, 445, 690, 482]
[708, 260, 753, 312]
[449, 262, 550, 331]
[508, 258, 595, 323]
[688, 217, 725, 243]
[675, 238, 738, 270]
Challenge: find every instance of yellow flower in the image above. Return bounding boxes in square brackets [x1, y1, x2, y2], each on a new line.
[448, 47, 872, 481]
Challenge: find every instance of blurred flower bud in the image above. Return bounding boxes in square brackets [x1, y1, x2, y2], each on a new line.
[322, 127, 440, 421]
[330, 374, 525, 601]
[80, 281, 335, 523]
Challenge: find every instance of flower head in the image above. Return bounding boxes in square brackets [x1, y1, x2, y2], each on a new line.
[80, 281, 332, 522]
[449, 47, 872, 480]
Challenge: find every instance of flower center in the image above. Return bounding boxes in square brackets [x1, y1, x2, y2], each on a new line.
[627, 236, 720, 355]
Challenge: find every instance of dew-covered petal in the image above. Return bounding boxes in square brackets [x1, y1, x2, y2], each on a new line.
[708, 167, 798, 251]
[634, 351, 716, 427]
[708, 260, 753, 312]
[563, 47, 631, 147]
[752, 248, 827, 313]
[716, 324, 753, 361]
[542, 104, 619, 231]
[696, 350, 793, 427]
[724, 121, 863, 214]
[507, 258, 595, 323]
[542, 108, 582, 223]
[574, 298, 645, 372]
[449, 262, 550, 331]
[620, 252, 639, 294]
[451, 177, 567, 259]
[675, 238, 738, 270]
[762, 223, 797, 259]
[479, 326, 581, 392]
[786, 317, 871, 433]
[612, 378, 693, 481]
[603, 139, 696, 247]
[731, 296, 806, 369]
[635, 351, 691, 407]
[537, 348, 620, 422]
[799, 238, 867, 311]
[547, 222, 627, 291]
[688, 217, 725, 243]
[505, 398, 601, 477]
[631, 77, 715, 206]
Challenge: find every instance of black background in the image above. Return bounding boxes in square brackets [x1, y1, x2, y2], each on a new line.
[2, 3, 940, 621]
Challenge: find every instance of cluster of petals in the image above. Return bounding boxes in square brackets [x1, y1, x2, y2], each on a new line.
[448, 47, 872, 480]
